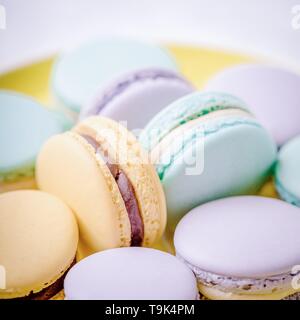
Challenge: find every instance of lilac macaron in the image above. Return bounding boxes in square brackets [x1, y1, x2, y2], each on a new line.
[204, 64, 300, 145]
[174, 196, 300, 300]
[79, 68, 194, 130]
[64, 247, 198, 300]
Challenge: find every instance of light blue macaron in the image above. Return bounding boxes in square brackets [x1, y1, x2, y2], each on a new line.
[0, 91, 68, 185]
[275, 135, 300, 207]
[140, 91, 277, 224]
[51, 38, 178, 113]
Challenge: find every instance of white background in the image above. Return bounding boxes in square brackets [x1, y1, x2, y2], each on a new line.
[0, 0, 300, 73]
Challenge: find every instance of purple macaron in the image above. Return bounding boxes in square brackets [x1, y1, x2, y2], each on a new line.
[79, 68, 194, 130]
[204, 64, 300, 145]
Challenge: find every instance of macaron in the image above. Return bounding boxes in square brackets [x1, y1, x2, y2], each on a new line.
[51, 38, 178, 114]
[0, 91, 69, 193]
[79, 68, 194, 130]
[204, 64, 300, 145]
[275, 135, 300, 207]
[140, 91, 277, 224]
[0, 190, 78, 300]
[36, 116, 167, 258]
[174, 196, 300, 300]
[64, 247, 198, 300]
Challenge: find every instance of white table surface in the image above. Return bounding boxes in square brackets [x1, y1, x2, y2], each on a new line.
[0, 0, 300, 73]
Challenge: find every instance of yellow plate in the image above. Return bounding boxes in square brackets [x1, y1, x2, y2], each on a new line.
[0, 45, 278, 299]
[0, 45, 255, 104]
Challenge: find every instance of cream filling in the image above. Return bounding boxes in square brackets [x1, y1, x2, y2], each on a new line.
[177, 254, 300, 296]
[199, 284, 299, 300]
[151, 108, 254, 165]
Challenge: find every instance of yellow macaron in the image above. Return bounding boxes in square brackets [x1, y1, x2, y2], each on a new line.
[0, 190, 78, 300]
[36, 116, 166, 258]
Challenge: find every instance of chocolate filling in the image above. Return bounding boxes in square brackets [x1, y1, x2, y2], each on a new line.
[9, 259, 76, 300]
[81, 134, 144, 246]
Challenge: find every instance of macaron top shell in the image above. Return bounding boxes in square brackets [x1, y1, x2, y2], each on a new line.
[204, 64, 300, 145]
[174, 196, 300, 278]
[140, 91, 249, 150]
[0, 91, 64, 182]
[64, 248, 198, 300]
[0, 190, 78, 299]
[79, 68, 194, 130]
[52, 39, 178, 112]
[276, 135, 300, 203]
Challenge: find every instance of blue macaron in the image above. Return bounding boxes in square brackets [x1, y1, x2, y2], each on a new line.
[140, 91, 277, 224]
[275, 135, 300, 207]
[0, 91, 67, 192]
[51, 38, 178, 113]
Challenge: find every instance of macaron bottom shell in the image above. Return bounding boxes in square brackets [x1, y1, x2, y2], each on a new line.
[160, 118, 276, 225]
[198, 285, 300, 300]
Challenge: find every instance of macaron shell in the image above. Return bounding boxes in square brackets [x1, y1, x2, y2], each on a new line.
[204, 64, 300, 145]
[140, 91, 249, 151]
[199, 284, 297, 300]
[75, 116, 167, 245]
[276, 135, 300, 206]
[36, 132, 132, 255]
[64, 248, 198, 300]
[0, 91, 65, 182]
[52, 39, 178, 112]
[0, 190, 78, 299]
[80, 69, 194, 130]
[157, 116, 276, 221]
[174, 196, 300, 278]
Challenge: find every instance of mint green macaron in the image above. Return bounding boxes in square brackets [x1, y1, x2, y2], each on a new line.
[275, 135, 300, 207]
[0, 91, 70, 192]
[140, 92, 277, 224]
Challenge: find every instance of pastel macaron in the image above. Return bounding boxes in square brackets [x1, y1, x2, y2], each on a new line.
[0, 91, 68, 193]
[36, 116, 167, 258]
[275, 135, 300, 207]
[174, 196, 300, 300]
[79, 68, 194, 130]
[140, 92, 277, 224]
[52, 38, 178, 114]
[64, 247, 198, 300]
[204, 64, 300, 145]
[0, 190, 78, 300]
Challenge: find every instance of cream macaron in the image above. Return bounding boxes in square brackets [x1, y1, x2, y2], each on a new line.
[36, 116, 166, 258]
[0, 190, 78, 300]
